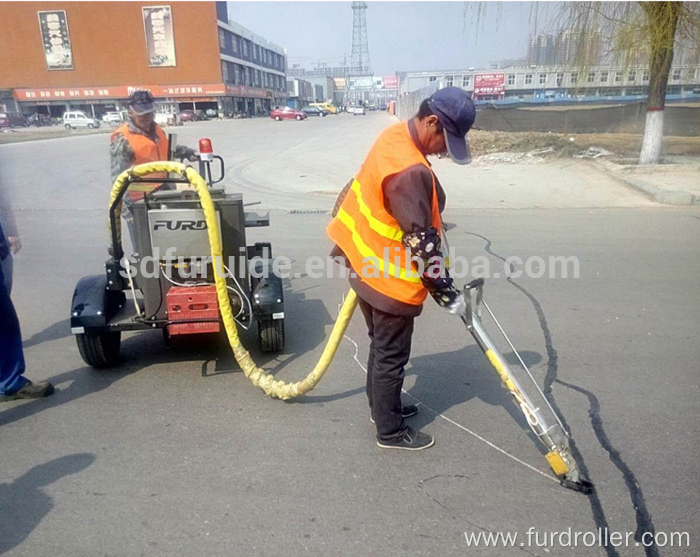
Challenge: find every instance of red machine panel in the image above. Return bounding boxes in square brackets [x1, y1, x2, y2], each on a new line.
[166, 286, 220, 336]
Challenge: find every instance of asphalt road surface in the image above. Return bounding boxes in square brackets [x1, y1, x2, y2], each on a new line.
[1, 113, 699, 556]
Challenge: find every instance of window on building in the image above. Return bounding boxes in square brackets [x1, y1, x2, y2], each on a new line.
[507, 74, 515, 86]
[570, 72, 578, 84]
[255, 45, 260, 61]
[539, 73, 546, 85]
[525, 74, 533, 85]
[242, 40, 248, 57]
[614, 70, 623, 82]
[219, 29, 226, 50]
[231, 35, 239, 54]
[642, 70, 650, 83]
[429, 76, 437, 82]
[222, 61, 229, 82]
[587, 72, 596, 83]
[672, 68, 681, 81]
[600, 70, 609, 83]
[463, 75, 470, 87]
[556, 72, 564, 87]
[628, 70, 637, 82]
[234, 64, 240, 84]
[445, 75, 454, 87]
[686, 68, 695, 80]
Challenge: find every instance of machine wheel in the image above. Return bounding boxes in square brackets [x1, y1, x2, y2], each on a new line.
[76, 331, 121, 368]
[64, 123, 72, 130]
[258, 319, 284, 353]
[87, 123, 95, 129]
[274, 115, 281, 121]
[296, 115, 302, 121]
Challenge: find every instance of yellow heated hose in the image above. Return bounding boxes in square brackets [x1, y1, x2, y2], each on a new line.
[111, 162, 358, 400]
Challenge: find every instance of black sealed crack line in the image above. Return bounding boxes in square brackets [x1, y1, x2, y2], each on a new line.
[465, 231, 659, 557]
[557, 378, 659, 556]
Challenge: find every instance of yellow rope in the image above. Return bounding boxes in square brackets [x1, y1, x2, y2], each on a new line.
[110, 162, 358, 400]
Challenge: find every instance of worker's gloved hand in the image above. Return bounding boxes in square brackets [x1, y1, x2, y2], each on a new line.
[403, 227, 464, 314]
[174, 145, 199, 162]
[8, 236, 21, 255]
[446, 293, 467, 316]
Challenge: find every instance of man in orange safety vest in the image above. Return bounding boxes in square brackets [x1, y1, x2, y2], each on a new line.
[328, 87, 476, 451]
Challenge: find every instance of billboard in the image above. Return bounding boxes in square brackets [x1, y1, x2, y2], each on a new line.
[474, 73, 505, 96]
[382, 76, 399, 89]
[142, 6, 176, 67]
[38, 10, 73, 70]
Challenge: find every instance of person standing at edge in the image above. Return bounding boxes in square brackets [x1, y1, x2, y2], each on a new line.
[0, 189, 54, 401]
[327, 87, 476, 450]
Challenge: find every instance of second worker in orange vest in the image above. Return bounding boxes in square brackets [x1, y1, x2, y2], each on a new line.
[327, 87, 476, 451]
[110, 90, 198, 248]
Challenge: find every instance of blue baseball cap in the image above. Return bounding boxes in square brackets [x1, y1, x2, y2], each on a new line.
[427, 87, 476, 165]
[128, 90, 155, 115]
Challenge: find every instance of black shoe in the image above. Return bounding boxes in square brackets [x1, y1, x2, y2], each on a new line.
[377, 427, 434, 451]
[0, 380, 54, 401]
[370, 404, 418, 424]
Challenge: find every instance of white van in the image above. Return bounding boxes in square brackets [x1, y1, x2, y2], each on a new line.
[63, 111, 101, 129]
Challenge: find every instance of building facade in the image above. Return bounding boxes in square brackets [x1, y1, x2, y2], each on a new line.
[398, 64, 700, 102]
[285, 78, 314, 109]
[0, 1, 287, 118]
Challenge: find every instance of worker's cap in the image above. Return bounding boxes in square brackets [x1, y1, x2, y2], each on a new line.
[128, 90, 155, 115]
[427, 87, 476, 165]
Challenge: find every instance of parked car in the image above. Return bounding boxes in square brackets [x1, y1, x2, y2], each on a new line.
[180, 109, 199, 122]
[63, 111, 101, 129]
[101, 112, 123, 124]
[0, 112, 29, 128]
[310, 102, 338, 114]
[27, 113, 52, 127]
[352, 106, 366, 116]
[270, 107, 307, 121]
[301, 106, 327, 117]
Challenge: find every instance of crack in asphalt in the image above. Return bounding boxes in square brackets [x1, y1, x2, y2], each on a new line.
[465, 231, 659, 557]
[418, 475, 542, 557]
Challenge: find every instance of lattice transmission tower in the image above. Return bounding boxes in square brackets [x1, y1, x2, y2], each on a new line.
[350, 2, 372, 76]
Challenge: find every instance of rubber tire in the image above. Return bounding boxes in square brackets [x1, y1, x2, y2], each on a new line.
[65, 123, 72, 130]
[76, 331, 121, 368]
[274, 115, 281, 121]
[87, 123, 94, 129]
[296, 115, 301, 121]
[258, 319, 284, 353]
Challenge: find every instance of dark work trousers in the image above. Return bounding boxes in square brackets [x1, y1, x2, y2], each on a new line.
[358, 296, 415, 443]
[0, 254, 27, 395]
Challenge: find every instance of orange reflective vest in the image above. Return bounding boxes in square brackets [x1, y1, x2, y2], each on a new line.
[111, 123, 168, 201]
[327, 122, 442, 306]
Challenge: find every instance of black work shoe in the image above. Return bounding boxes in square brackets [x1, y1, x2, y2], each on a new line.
[377, 427, 435, 451]
[370, 404, 418, 424]
[0, 381, 54, 401]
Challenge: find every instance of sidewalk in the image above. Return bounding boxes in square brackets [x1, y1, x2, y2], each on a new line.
[595, 158, 700, 206]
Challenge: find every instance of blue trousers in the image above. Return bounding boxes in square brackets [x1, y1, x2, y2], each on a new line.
[0, 256, 27, 395]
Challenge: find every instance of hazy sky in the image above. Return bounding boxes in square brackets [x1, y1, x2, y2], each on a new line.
[227, 2, 555, 75]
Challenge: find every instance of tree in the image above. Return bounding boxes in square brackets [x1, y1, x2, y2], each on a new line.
[467, 2, 700, 165]
[557, 2, 699, 164]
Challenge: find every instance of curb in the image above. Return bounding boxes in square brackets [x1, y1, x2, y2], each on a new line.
[593, 160, 700, 206]
[621, 177, 698, 206]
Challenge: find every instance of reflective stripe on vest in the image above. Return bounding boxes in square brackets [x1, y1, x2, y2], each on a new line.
[327, 122, 443, 306]
[111, 123, 168, 200]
